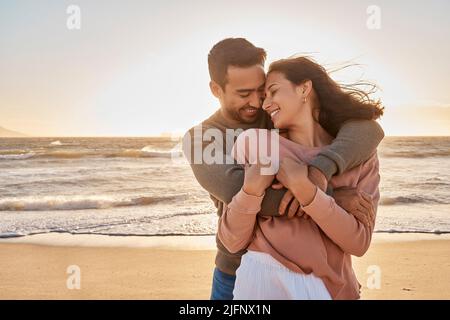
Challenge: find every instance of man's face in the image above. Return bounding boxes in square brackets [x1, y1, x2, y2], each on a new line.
[216, 65, 266, 124]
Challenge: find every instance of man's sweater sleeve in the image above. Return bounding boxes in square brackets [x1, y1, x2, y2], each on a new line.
[310, 120, 384, 180]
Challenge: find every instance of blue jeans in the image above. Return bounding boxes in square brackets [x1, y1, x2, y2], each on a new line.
[210, 267, 236, 300]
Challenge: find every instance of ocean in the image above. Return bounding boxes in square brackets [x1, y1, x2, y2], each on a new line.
[0, 136, 449, 238]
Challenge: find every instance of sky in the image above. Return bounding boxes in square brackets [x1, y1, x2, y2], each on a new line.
[1, 0, 449, 137]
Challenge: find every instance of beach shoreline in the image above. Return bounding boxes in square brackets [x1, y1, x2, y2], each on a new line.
[0, 233, 449, 300]
[1, 232, 450, 249]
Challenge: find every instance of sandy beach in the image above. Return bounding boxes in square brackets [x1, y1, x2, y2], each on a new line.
[0, 233, 449, 300]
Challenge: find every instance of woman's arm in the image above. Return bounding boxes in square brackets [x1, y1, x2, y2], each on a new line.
[217, 188, 263, 254]
[217, 130, 276, 253]
[278, 154, 380, 257]
[218, 161, 274, 254]
[218, 161, 275, 253]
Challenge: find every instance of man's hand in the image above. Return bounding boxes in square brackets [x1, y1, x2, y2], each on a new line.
[273, 188, 302, 219]
[333, 187, 375, 229]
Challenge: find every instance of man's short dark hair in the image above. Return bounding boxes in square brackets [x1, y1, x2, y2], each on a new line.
[208, 38, 267, 90]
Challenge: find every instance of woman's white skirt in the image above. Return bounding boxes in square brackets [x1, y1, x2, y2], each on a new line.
[233, 250, 332, 300]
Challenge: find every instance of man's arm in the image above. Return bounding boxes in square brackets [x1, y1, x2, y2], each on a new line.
[310, 119, 384, 180]
[183, 126, 285, 217]
[189, 162, 287, 216]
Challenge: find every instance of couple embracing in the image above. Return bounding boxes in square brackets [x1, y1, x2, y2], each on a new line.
[183, 38, 383, 300]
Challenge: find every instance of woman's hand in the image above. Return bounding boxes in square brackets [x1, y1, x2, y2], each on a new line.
[242, 163, 275, 197]
[275, 158, 317, 207]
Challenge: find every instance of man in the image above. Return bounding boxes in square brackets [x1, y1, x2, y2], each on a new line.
[183, 38, 384, 300]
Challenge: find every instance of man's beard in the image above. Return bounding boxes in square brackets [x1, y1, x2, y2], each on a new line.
[225, 105, 261, 124]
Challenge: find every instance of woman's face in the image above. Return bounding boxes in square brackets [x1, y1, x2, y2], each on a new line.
[263, 72, 306, 129]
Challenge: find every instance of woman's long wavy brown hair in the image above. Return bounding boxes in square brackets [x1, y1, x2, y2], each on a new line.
[268, 56, 384, 137]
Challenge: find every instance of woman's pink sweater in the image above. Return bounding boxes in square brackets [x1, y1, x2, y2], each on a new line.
[218, 129, 380, 299]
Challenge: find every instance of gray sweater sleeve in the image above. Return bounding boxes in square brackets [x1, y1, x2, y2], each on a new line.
[183, 127, 285, 217]
[310, 119, 385, 180]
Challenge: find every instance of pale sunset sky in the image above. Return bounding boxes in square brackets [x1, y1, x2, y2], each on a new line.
[1, 0, 449, 136]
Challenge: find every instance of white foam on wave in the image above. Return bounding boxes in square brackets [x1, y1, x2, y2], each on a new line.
[140, 146, 182, 158]
[0, 194, 185, 211]
[0, 152, 36, 160]
[0, 147, 183, 160]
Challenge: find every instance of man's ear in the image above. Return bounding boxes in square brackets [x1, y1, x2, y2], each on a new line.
[209, 80, 222, 99]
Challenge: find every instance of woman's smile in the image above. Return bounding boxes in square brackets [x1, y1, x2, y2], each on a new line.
[269, 108, 280, 119]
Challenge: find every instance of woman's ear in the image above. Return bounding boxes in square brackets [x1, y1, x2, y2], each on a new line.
[301, 80, 313, 98]
[209, 81, 222, 99]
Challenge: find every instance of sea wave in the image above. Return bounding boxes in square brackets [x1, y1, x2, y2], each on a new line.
[110, 147, 183, 158]
[379, 195, 448, 205]
[0, 152, 36, 160]
[50, 140, 63, 146]
[374, 229, 450, 234]
[0, 194, 187, 211]
[379, 150, 450, 158]
[9, 148, 448, 160]
[0, 149, 183, 160]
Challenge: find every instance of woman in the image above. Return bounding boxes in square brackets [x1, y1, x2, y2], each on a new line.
[217, 56, 383, 300]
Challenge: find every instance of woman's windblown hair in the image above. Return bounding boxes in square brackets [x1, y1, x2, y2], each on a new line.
[268, 56, 384, 137]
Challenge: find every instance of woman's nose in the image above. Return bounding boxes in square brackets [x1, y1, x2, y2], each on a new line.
[262, 98, 271, 111]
